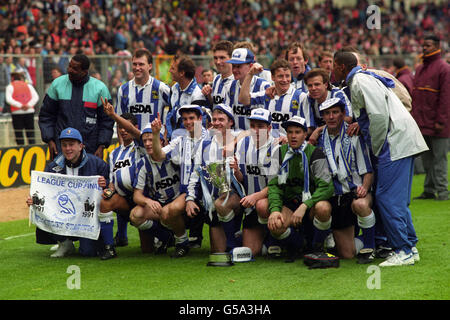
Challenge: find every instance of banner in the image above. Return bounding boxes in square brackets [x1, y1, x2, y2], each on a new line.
[0, 139, 119, 189]
[29, 171, 103, 240]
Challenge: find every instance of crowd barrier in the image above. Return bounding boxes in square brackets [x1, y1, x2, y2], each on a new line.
[0, 139, 119, 189]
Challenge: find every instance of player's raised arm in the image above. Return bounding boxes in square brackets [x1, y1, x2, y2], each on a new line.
[101, 96, 141, 140]
[238, 63, 263, 105]
[151, 112, 166, 161]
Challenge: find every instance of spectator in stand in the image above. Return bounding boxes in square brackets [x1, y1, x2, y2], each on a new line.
[200, 69, 214, 88]
[5, 71, 39, 145]
[0, 55, 9, 115]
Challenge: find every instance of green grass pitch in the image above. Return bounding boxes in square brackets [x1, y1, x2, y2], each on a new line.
[0, 163, 449, 301]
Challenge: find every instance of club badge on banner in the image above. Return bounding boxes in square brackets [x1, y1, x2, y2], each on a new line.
[29, 171, 103, 240]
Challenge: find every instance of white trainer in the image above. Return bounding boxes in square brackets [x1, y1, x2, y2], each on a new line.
[412, 247, 420, 262]
[379, 250, 414, 267]
[50, 239, 75, 258]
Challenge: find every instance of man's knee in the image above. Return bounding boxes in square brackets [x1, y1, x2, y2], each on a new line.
[352, 198, 370, 215]
[312, 200, 332, 221]
[255, 198, 269, 218]
[130, 206, 145, 225]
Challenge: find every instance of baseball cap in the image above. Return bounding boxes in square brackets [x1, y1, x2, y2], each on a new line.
[59, 127, 83, 143]
[319, 97, 346, 112]
[226, 48, 255, 64]
[141, 123, 164, 139]
[213, 103, 234, 123]
[248, 108, 271, 124]
[177, 104, 203, 116]
[281, 116, 307, 131]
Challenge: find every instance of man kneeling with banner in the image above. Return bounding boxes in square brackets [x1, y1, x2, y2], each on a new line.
[27, 128, 115, 259]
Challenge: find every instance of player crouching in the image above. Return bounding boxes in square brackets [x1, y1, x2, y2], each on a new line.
[267, 116, 337, 267]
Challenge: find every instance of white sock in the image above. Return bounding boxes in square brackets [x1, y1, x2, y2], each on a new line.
[174, 231, 188, 245]
[313, 216, 332, 230]
[354, 237, 364, 254]
[357, 211, 376, 228]
[272, 228, 291, 240]
[218, 210, 235, 223]
[137, 220, 153, 230]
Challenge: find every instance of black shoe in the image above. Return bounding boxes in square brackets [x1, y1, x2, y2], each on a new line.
[435, 193, 449, 201]
[267, 245, 282, 259]
[171, 243, 190, 258]
[284, 246, 303, 263]
[304, 251, 339, 269]
[114, 234, 128, 247]
[188, 236, 202, 249]
[100, 245, 117, 260]
[155, 234, 175, 255]
[356, 248, 375, 264]
[413, 192, 435, 200]
[374, 245, 393, 259]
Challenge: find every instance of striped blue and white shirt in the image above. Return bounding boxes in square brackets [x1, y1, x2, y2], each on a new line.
[317, 123, 372, 195]
[108, 141, 146, 198]
[302, 87, 353, 128]
[211, 74, 234, 107]
[250, 86, 308, 135]
[166, 78, 208, 138]
[116, 77, 171, 130]
[235, 134, 281, 195]
[291, 65, 311, 94]
[225, 76, 270, 130]
[186, 134, 229, 201]
[162, 127, 209, 193]
[134, 154, 181, 204]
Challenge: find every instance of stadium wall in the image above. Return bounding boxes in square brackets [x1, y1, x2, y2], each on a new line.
[0, 140, 119, 189]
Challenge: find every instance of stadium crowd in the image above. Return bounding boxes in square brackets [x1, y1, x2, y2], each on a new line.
[1, 0, 449, 65]
[7, 0, 448, 268]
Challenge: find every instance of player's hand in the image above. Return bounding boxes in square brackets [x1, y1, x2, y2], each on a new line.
[201, 84, 212, 97]
[249, 62, 264, 76]
[277, 136, 288, 145]
[151, 112, 162, 134]
[26, 196, 33, 207]
[356, 185, 368, 199]
[265, 86, 276, 99]
[346, 122, 360, 137]
[268, 211, 284, 231]
[186, 200, 200, 218]
[97, 176, 107, 189]
[292, 203, 307, 227]
[435, 122, 444, 133]
[229, 155, 239, 171]
[101, 96, 114, 117]
[240, 193, 258, 208]
[145, 199, 162, 215]
[48, 140, 58, 160]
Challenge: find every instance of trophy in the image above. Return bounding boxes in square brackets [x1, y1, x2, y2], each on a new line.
[202, 161, 231, 195]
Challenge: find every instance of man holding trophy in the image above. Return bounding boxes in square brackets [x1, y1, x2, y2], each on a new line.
[217, 108, 282, 257]
[185, 104, 242, 253]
